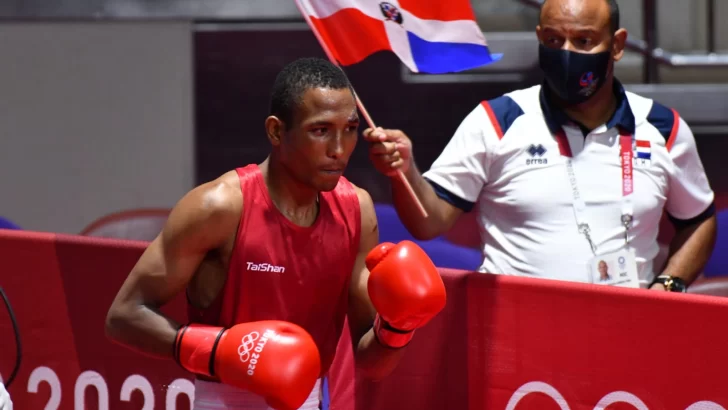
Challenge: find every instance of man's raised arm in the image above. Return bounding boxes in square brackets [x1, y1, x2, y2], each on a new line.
[364, 104, 491, 241]
[364, 128, 464, 240]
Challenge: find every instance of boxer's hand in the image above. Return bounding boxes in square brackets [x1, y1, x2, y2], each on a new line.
[176, 321, 320, 410]
[0, 382, 12, 410]
[363, 127, 413, 176]
[366, 241, 446, 348]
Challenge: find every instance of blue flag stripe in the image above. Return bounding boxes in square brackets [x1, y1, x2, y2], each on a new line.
[407, 31, 502, 74]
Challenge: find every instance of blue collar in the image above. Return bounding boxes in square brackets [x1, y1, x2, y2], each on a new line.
[539, 79, 636, 136]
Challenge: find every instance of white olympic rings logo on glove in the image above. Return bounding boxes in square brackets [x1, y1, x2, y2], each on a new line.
[505, 381, 726, 410]
[236, 331, 260, 363]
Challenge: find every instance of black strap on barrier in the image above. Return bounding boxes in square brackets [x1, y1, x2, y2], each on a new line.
[0, 287, 21, 389]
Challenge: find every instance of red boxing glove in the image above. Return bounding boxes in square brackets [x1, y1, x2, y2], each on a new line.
[174, 320, 320, 410]
[366, 240, 446, 348]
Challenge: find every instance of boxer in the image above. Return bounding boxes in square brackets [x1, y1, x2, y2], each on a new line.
[106, 57, 446, 410]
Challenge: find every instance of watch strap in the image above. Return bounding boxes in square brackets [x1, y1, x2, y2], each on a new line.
[650, 275, 687, 293]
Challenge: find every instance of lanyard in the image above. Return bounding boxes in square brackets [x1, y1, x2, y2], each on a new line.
[557, 130, 634, 255]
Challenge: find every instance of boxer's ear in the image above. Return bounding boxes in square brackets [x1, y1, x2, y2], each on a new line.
[265, 116, 284, 147]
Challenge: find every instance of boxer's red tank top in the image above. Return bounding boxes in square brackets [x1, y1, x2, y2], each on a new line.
[188, 164, 361, 376]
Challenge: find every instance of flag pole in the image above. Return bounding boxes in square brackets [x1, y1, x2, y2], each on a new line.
[293, 0, 429, 219]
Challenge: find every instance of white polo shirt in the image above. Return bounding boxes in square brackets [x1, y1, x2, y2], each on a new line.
[423, 81, 715, 285]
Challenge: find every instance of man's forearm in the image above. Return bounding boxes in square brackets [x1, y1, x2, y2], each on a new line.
[105, 303, 180, 358]
[390, 162, 449, 240]
[354, 329, 406, 380]
[661, 215, 717, 284]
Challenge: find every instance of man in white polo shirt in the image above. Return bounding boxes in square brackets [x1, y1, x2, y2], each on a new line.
[365, 0, 717, 291]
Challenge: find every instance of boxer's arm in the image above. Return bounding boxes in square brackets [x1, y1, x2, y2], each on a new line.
[105, 176, 240, 358]
[347, 187, 406, 380]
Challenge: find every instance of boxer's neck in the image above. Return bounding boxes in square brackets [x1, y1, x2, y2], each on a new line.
[260, 157, 319, 224]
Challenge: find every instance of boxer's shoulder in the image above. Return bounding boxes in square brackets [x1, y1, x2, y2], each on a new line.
[351, 184, 377, 237]
[164, 170, 242, 245]
[350, 184, 371, 206]
[195, 170, 243, 220]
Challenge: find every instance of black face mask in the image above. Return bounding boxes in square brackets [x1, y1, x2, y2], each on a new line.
[538, 44, 612, 105]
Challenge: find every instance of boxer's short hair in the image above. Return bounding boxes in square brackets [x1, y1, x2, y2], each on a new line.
[270, 57, 353, 126]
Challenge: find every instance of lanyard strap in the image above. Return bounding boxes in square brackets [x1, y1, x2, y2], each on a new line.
[558, 131, 634, 254]
[619, 134, 635, 241]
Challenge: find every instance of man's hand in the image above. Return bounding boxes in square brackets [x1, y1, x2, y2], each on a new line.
[364, 127, 463, 241]
[363, 127, 413, 176]
[649, 283, 666, 291]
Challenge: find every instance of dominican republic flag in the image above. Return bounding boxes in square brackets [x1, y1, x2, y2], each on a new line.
[296, 0, 502, 74]
[635, 140, 651, 160]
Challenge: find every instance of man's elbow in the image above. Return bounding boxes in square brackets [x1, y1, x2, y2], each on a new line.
[104, 304, 129, 343]
[403, 200, 461, 241]
[407, 224, 439, 241]
[404, 218, 447, 241]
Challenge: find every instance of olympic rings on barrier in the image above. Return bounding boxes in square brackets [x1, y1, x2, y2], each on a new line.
[505, 381, 727, 410]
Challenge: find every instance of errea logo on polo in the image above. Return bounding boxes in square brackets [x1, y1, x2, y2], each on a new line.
[525, 144, 548, 166]
[246, 262, 286, 273]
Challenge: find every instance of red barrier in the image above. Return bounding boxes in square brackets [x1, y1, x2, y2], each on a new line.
[0, 231, 193, 410]
[2, 230, 728, 410]
[352, 270, 728, 410]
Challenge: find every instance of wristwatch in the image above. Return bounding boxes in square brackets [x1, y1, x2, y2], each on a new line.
[650, 275, 688, 293]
